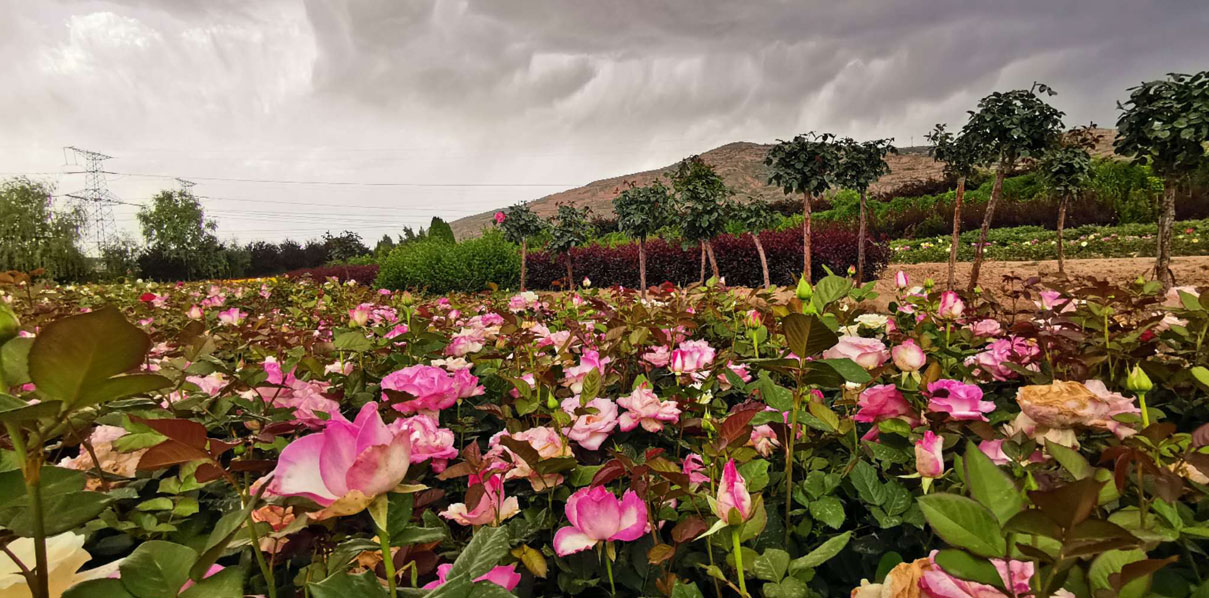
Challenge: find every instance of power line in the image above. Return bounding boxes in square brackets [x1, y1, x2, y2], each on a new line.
[98, 170, 578, 188]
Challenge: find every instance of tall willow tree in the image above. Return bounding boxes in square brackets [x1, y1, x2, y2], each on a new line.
[925, 124, 985, 290]
[1116, 71, 1209, 289]
[0, 177, 89, 280]
[765, 132, 840, 278]
[834, 138, 896, 282]
[613, 181, 671, 295]
[961, 84, 1064, 292]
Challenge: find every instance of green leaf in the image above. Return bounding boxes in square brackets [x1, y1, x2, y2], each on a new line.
[789, 531, 851, 574]
[190, 497, 258, 580]
[762, 577, 809, 598]
[180, 566, 244, 598]
[1046, 440, 1091, 479]
[917, 493, 1006, 558]
[753, 548, 790, 581]
[308, 571, 388, 598]
[118, 540, 198, 598]
[1190, 366, 1209, 389]
[332, 330, 373, 352]
[3, 490, 111, 536]
[810, 359, 872, 384]
[578, 368, 602, 402]
[29, 307, 168, 409]
[812, 275, 852, 307]
[0, 394, 61, 423]
[671, 581, 705, 598]
[1090, 549, 1149, 598]
[850, 461, 887, 507]
[439, 526, 511, 587]
[1, 336, 33, 387]
[808, 495, 845, 529]
[933, 549, 1007, 591]
[962, 441, 1023, 524]
[63, 579, 135, 598]
[738, 459, 771, 493]
[781, 313, 838, 359]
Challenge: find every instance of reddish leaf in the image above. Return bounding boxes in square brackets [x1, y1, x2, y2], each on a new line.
[137, 440, 210, 471]
[591, 460, 626, 487]
[671, 516, 707, 544]
[134, 417, 208, 448]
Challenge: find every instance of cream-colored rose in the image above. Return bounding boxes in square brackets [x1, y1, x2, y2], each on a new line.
[849, 558, 931, 598]
[58, 425, 148, 489]
[0, 533, 122, 598]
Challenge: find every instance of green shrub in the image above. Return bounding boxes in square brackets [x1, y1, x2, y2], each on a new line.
[375, 230, 519, 293]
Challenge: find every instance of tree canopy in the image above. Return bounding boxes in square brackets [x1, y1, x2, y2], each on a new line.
[0, 177, 89, 280]
[764, 132, 841, 197]
[960, 83, 1065, 167]
[670, 155, 731, 242]
[613, 181, 672, 241]
[1115, 71, 1209, 179]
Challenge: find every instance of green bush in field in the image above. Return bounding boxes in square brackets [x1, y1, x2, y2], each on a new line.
[375, 230, 519, 293]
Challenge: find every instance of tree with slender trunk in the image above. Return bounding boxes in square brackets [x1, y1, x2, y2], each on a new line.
[670, 156, 731, 285]
[496, 203, 546, 291]
[547, 204, 591, 292]
[613, 181, 671, 296]
[765, 132, 840, 281]
[733, 200, 778, 288]
[834, 137, 896, 282]
[961, 83, 1065, 293]
[1115, 70, 1209, 290]
[925, 124, 986, 290]
[1038, 127, 1097, 274]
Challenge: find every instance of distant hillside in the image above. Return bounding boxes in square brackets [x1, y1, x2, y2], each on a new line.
[450, 129, 1119, 240]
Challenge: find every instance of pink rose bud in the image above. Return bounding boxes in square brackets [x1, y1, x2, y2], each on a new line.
[714, 458, 753, 524]
[895, 270, 909, 289]
[915, 431, 944, 478]
[937, 291, 964, 320]
[891, 339, 926, 372]
[494, 211, 506, 224]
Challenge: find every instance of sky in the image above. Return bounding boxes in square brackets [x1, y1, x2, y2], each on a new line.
[2, 0, 1207, 247]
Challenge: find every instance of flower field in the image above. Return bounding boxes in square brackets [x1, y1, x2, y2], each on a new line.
[2, 272, 1209, 598]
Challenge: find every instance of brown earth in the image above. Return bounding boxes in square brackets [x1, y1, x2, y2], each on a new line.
[866, 256, 1209, 309]
[450, 129, 1119, 240]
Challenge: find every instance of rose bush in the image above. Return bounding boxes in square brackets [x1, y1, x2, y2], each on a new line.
[1, 269, 1207, 598]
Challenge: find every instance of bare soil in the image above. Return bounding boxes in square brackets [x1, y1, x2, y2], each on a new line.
[866, 256, 1209, 309]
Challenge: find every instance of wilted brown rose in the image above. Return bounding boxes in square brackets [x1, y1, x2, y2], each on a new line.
[1015, 380, 1138, 439]
[850, 558, 932, 598]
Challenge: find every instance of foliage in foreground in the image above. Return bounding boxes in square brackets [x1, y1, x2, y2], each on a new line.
[2, 267, 1209, 597]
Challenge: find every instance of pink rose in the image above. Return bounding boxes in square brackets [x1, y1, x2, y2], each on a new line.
[487, 427, 573, 490]
[424, 563, 520, 591]
[891, 339, 926, 372]
[381, 365, 482, 415]
[937, 291, 964, 320]
[714, 459, 753, 523]
[823, 336, 889, 369]
[553, 487, 649, 556]
[562, 397, 619, 450]
[617, 385, 680, 432]
[855, 384, 918, 424]
[669, 339, 716, 374]
[926, 379, 995, 421]
[393, 414, 457, 472]
[966, 318, 1002, 337]
[440, 474, 519, 526]
[915, 431, 944, 478]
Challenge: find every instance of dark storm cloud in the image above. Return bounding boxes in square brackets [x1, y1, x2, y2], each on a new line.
[1, 0, 1206, 241]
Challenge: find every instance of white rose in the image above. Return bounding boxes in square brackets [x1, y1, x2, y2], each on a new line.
[0, 532, 122, 598]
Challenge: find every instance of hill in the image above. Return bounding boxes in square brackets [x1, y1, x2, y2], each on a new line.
[449, 129, 1118, 240]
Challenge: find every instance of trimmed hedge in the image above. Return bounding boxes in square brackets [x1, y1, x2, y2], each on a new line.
[525, 227, 889, 289]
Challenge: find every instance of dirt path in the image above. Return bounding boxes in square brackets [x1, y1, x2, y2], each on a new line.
[866, 256, 1209, 308]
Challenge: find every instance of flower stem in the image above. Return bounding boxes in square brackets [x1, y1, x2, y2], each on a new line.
[605, 550, 616, 596]
[731, 528, 748, 598]
[379, 528, 397, 598]
[1138, 392, 1150, 429]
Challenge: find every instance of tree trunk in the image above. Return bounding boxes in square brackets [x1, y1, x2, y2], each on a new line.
[753, 233, 770, 289]
[1056, 194, 1068, 275]
[1155, 180, 1177, 290]
[698, 241, 706, 284]
[565, 253, 575, 291]
[946, 176, 966, 291]
[638, 237, 647, 297]
[705, 240, 719, 280]
[520, 239, 528, 291]
[802, 192, 813, 280]
[967, 167, 1006, 293]
[857, 188, 868, 282]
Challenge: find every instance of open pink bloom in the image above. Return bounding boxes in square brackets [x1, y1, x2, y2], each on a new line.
[440, 474, 519, 526]
[937, 291, 964, 320]
[562, 397, 619, 450]
[424, 563, 520, 591]
[682, 454, 709, 486]
[493, 211, 507, 225]
[748, 425, 780, 457]
[553, 487, 649, 556]
[488, 427, 573, 490]
[978, 439, 1010, 466]
[915, 431, 944, 478]
[348, 303, 372, 327]
[920, 551, 1037, 598]
[253, 360, 341, 429]
[966, 318, 1002, 337]
[617, 385, 680, 432]
[445, 328, 487, 357]
[717, 361, 753, 390]
[891, 339, 927, 372]
[669, 339, 716, 374]
[1036, 290, 1072, 312]
[926, 380, 995, 421]
[823, 336, 889, 369]
[855, 385, 917, 424]
[642, 346, 671, 367]
[267, 403, 411, 519]
[563, 349, 611, 393]
[381, 365, 483, 415]
[715, 459, 753, 523]
[393, 414, 457, 472]
[186, 305, 203, 320]
[965, 337, 1041, 381]
[217, 307, 246, 326]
